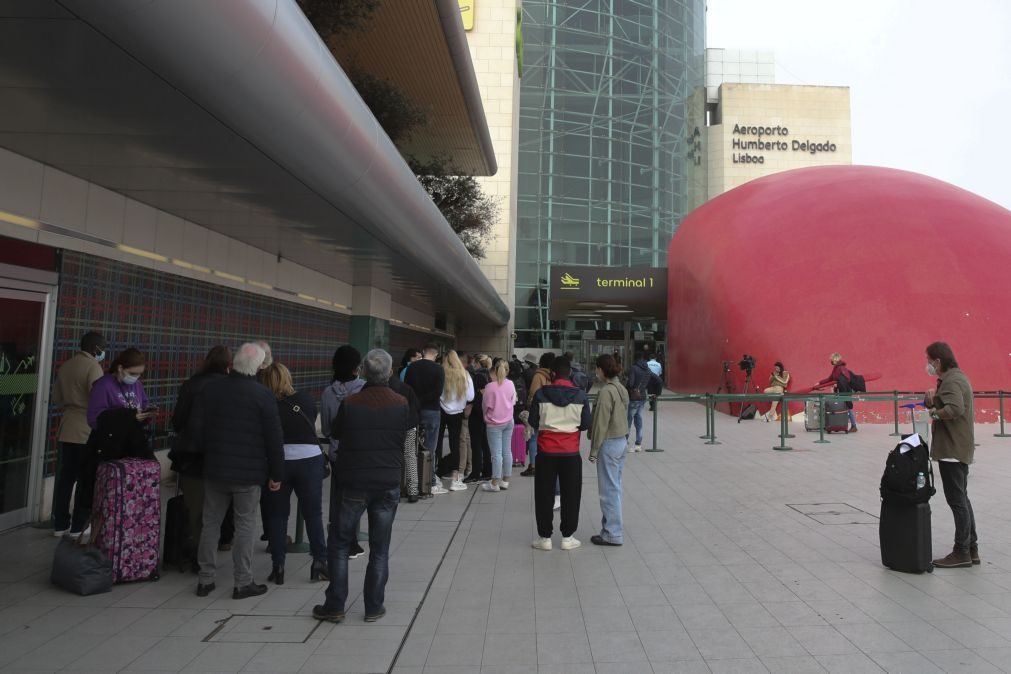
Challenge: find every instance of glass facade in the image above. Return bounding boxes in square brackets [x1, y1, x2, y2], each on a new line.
[515, 0, 705, 349]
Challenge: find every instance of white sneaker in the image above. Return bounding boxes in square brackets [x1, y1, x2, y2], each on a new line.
[481, 482, 500, 492]
[53, 528, 69, 538]
[531, 537, 552, 551]
[499, 481, 510, 490]
[68, 525, 91, 541]
[634, 445, 643, 453]
[561, 536, 581, 550]
[431, 484, 448, 495]
[553, 495, 561, 511]
[449, 480, 468, 491]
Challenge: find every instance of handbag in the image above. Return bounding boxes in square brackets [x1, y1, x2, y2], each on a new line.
[287, 400, 331, 478]
[51, 519, 113, 596]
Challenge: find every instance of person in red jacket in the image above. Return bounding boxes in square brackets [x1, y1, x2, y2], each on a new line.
[816, 353, 858, 433]
[528, 356, 591, 551]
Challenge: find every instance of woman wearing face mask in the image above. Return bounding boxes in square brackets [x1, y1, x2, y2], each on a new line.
[923, 342, 979, 568]
[87, 348, 155, 428]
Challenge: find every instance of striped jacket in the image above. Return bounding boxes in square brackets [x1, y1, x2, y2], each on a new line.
[529, 378, 591, 456]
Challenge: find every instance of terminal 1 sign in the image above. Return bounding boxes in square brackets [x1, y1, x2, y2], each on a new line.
[731, 123, 838, 165]
[549, 266, 667, 321]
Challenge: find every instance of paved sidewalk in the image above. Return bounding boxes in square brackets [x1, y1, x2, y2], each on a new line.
[3, 403, 1011, 672]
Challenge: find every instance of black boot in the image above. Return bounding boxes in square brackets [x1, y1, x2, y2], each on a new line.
[310, 559, 329, 582]
[268, 565, 284, 585]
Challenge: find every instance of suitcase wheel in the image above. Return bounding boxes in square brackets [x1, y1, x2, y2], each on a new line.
[149, 571, 160, 582]
[927, 564, 933, 573]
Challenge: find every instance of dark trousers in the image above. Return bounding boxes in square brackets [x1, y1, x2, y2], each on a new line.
[265, 455, 327, 565]
[52, 441, 87, 531]
[534, 453, 582, 538]
[938, 461, 978, 552]
[324, 486, 400, 615]
[468, 413, 489, 478]
[437, 412, 464, 477]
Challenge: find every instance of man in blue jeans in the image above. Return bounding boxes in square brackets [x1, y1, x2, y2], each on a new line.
[626, 353, 658, 452]
[314, 349, 408, 623]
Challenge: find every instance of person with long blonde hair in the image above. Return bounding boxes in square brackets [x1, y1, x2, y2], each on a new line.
[482, 359, 517, 491]
[439, 350, 473, 491]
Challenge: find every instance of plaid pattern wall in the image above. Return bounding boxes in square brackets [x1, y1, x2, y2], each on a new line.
[46, 250, 350, 472]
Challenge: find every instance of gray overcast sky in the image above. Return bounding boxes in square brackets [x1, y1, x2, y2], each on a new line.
[707, 0, 1011, 210]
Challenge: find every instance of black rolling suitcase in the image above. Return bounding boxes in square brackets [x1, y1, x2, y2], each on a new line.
[880, 501, 932, 573]
[879, 435, 935, 573]
[162, 491, 190, 573]
[824, 400, 850, 433]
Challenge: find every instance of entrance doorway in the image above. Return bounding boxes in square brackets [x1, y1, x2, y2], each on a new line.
[0, 275, 57, 530]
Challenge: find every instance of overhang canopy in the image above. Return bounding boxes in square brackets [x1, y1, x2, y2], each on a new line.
[329, 0, 498, 176]
[0, 0, 509, 326]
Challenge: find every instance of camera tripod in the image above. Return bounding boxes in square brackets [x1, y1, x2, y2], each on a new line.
[736, 369, 755, 423]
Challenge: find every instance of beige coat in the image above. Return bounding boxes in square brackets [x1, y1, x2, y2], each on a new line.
[588, 379, 629, 459]
[52, 351, 103, 444]
[926, 367, 975, 464]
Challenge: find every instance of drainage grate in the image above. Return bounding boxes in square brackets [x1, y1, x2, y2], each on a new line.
[787, 502, 878, 525]
[205, 615, 325, 643]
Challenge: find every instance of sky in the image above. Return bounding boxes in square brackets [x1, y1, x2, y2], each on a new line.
[706, 0, 1011, 211]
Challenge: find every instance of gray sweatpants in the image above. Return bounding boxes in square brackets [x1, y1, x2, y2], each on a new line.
[198, 480, 260, 587]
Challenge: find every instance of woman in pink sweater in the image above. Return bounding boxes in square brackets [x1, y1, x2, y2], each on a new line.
[482, 360, 517, 492]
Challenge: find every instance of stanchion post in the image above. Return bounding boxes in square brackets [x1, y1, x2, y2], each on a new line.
[646, 396, 663, 452]
[814, 395, 830, 444]
[890, 391, 902, 436]
[705, 396, 721, 445]
[782, 393, 795, 439]
[774, 398, 793, 450]
[286, 502, 310, 553]
[700, 394, 712, 439]
[996, 390, 1011, 438]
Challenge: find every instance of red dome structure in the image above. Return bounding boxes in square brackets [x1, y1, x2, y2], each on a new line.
[667, 165, 1011, 422]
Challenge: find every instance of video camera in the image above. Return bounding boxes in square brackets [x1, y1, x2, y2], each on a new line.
[738, 354, 756, 374]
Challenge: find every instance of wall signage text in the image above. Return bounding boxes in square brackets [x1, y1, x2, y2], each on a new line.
[731, 122, 837, 164]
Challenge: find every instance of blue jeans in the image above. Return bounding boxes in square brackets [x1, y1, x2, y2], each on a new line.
[264, 454, 326, 565]
[527, 434, 537, 466]
[324, 486, 400, 615]
[848, 409, 857, 428]
[596, 437, 627, 543]
[486, 420, 515, 480]
[627, 400, 645, 445]
[420, 409, 441, 485]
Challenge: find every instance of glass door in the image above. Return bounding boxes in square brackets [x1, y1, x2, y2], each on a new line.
[0, 290, 45, 530]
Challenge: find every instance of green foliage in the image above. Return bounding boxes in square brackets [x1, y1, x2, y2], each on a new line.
[411, 158, 499, 260]
[296, 0, 381, 37]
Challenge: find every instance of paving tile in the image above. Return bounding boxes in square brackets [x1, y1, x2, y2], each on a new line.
[788, 626, 860, 656]
[759, 655, 828, 673]
[536, 632, 592, 665]
[738, 626, 809, 658]
[868, 651, 944, 673]
[688, 628, 754, 660]
[587, 631, 647, 663]
[921, 648, 1003, 673]
[706, 658, 771, 673]
[814, 653, 887, 673]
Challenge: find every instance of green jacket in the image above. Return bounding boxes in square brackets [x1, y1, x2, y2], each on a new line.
[926, 367, 975, 464]
[589, 379, 629, 459]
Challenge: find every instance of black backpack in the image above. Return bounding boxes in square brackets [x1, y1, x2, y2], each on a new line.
[880, 436, 934, 505]
[848, 372, 867, 392]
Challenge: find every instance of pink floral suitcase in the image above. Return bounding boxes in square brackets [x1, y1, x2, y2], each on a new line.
[511, 424, 526, 465]
[92, 458, 161, 583]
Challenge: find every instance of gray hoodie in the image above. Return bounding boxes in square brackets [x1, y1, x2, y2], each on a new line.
[320, 377, 365, 459]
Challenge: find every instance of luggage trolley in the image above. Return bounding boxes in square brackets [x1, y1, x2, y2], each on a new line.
[900, 403, 930, 443]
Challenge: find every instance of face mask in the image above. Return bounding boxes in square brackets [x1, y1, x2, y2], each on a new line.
[926, 362, 937, 377]
[121, 373, 140, 385]
[95, 350, 106, 362]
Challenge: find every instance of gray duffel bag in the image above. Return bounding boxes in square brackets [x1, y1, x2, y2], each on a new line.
[51, 536, 113, 596]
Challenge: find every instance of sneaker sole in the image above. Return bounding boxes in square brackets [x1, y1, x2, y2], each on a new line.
[314, 613, 346, 623]
[933, 561, 973, 568]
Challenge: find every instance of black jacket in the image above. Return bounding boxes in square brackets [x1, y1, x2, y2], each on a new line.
[388, 375, 421, 429]
[628, 360, 660, 395]
[276, 389, 319, 445]
[405, 359, 444, 411]
[190, 372, 285, 485]
[168, 371, 225, 476]
[331, 383, 407, 491]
